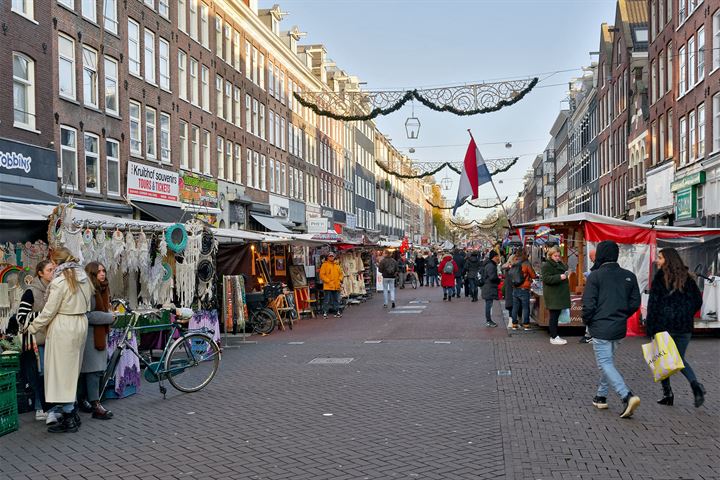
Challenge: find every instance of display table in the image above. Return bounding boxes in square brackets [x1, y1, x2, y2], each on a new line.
[530, 287, 585, 327]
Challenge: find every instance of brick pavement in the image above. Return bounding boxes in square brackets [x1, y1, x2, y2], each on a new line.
[0, 285, 718, 480]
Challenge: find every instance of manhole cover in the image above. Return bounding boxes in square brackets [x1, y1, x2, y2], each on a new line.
[389, 310, 424, 314]
[409, 300, 430, 304]
[309, 357, 354, 364]
[497, 370, 512, 376]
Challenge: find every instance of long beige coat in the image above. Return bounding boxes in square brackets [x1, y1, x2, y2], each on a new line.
[28, 269, 92, 403]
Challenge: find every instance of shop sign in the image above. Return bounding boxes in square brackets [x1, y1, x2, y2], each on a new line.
[127, 161, 180, 206]
[321, 208, 334, 218]
[671, 171, 705, 192]
[308, 217, 328, 233]
[0, 138, 57, 182]
[0, 151, 31, 173]
[346, 213, 357, 229]
[180, 171, 218, 208]
[675, 187, 696, 220]
[273, 205, 289, 218]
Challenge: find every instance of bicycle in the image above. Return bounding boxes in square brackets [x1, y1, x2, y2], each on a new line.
[100, 307, 221, 399]
[396, 265, 419, 289]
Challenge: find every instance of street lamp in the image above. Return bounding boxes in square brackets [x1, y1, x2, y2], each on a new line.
[405, 116, 421, 139]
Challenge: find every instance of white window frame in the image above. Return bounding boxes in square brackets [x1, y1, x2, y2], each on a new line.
[251, 47, 258, 84]
[233, 30, 241, 72]
[82, 0, 96, 23]
[234, 87, 241, 127]
[60, 125, 78, 190]
[202, 129, 211, 174]
[191, 58, 199, 105]
[11, 0, 34, 20]
[697, 27, 705, 80]
[201, 64, 210, 111]
[659, 50, 665, 97]
[245, 41, 251, 79]
[226, 139, 233, 183]
[234, 144, 242, 185]
[217, 136, 224, 180]
[178, 0, 187, 32]
[269, 110, 275, 145]
[714, 10, 720, 71]
[12, 52, 35, 130]
[82, 46, 98, 108]
[84, 132, 100, 193]
[215, 16, 223, 58]
[178, 50, 187, 100]
[189, 0, 198, 40]
[129, 100, 142, 156]
[259, 103, 265, 140]
[58, 33, 76, 100]
[104, 56, 119, 115]
[146, 106, 157, 160]
[688, 37, 696, 87]
[57, 0, 73, 10]
[199, 2, 209, 48]
[106, 138, 120, 195]
[224, 80, 232, 122]
[144, 29, 156, 84]
[245, 94, 251, 132]
[260, 155, 266, 191]
[689, 110, 696, 161]
[698, 103, 706, 158]
[714, 94, 720, 152]
[216, 74, 224, 119]
[159, 38, 170, 91]
[246, 148, 252, 187]
[104, 0, 118, 34]
[253, 151, 259, 189]
[268, 60, 275, 96]
[191, 125, 200, 171]
[159, 0, 169, 19]
[160, 112, 171, 163]
[259, 53, 265, 90]
[269, 158, 275, 192]
[224, 24, 232, 65]
[281, 163, 286, 195]
[252, 98, 259, 135]
[679, 116, 687, 165]
[179, 121, 189, 169]
[679, 45, 687, 94]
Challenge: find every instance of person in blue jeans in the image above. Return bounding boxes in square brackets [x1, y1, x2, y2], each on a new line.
[646, 247, 705, 408]
[510, 252, 536, 330]
[582, 240, 642, 419]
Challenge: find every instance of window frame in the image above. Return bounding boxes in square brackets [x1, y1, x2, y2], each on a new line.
[178, 50, 188, 100]
[82, 0, 97, 23]
[179, 120, 189, 170]
[104, 0, 118, 34]
[160, 111, 171, 164]
[128, 19, 141, 77]
[12, 52, 36, 130]
[144, 28, 156, 84]
[82, 45, 99, 108]
[145, 106, 157, 160]
[58, 33, 76, 100]
[104, 56, 119, 115]
[84, 132, 100, 193]
[129, 100, 143, 157]
[60, 125, 78, 190]
[106, 138, 120, 196]
[11, 0, 34, 20]
[159, 37, 171, 91]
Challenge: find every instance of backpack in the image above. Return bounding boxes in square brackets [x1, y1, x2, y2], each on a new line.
[443, 261, 455, 275]
[510, 263, 526, 287]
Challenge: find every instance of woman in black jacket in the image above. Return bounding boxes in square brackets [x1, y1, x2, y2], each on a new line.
[646, 248, 705, 408]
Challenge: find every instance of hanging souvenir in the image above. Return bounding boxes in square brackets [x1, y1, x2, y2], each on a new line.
[175, 258, 196, 307]
[165, 224, 188, 253]
[136, 230, 150, 272]
[196, 259, 215, 301]
[123, 230, 138, 273]
[110, 228, 125, 272]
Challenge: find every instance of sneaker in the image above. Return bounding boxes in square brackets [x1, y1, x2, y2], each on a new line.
[523, 324, 532, 331]
[391, 302, 395, 309]
[579, 336, 593, 344]
[592, 396, 608, 409]
[323, 313, 328, 319]
[550, 336, 567, 345]
[383, 304, 387, 308]
[620, 393, 640, 418]
[485, 321, 498, 328]
[35, 410, 48, 421]
[46, 411, 61, 426]
[511, 324, 520, 330]
[334, 313, 342, 318]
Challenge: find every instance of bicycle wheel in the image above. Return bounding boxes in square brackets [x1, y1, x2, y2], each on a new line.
[165, 333, 221, 393]
[251, 308, 276, 334]
[100, 347, 122, 399]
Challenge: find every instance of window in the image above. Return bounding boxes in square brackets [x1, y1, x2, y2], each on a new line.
[245, 94, 251, 132]
[191, 125, 199, 171]
[144, 29, 156, 83]
[215, 17, 222, 57]
[125, 21, 141, 78]
[82, 0, 96, 22]
[245, 41, 251, 79]
[252, 47, 258, 84]
[289, 167, 295, 197]
[160, 112, 171, 163]
[668, 108, 674, 158]
[233, 31, 241, 72]
[697, 27, 705, 80]
[100, 57, 120, 116]
[60, 126, 78, 189]
[159, 0, 168, 18]
[689, 110, 696, 161]
[714, 11, 720, 70]
[659, 114, 666, 162]
[104, 0, 118, 34]
[189, 0, 197, 40]
[106, 139, 120, 195]
[191, 58, 199, 105]
[146, 106, 157, 159]
[216, 75, 223, 119]
[253, 151, 259, 188]
[269, 158, 275, 192]
[274, 65, 280, 99]
[12, 0, 34, 18]
[245, 149, 252, 187]
[58, 0, 73, 9]
[659, 50, 665, 97]
[159, 38, 170, 90]
[217, 136, 224, 179]
[679, 116, 687, 165]
[144, 0, 153, 8]
[224, 25, 232, 65]
[178, 51, 187, 100]
[280, 117, 286, 150]
[698, 103, 706, 158]
[679, 45, 686, 94]
[274, 113, 280, 148]
[202, 130, 210, 174]
[129, 100, 142, 156]
[225, 81, 232, 122]
[201, 65, 209, 110]
[281, 163, 286, 195]
[84, 133, 99, 192]
[268, 61, 275, 96]
[58, 34, 76, 99]
[252, 99, 259, 135]
[226, 140, 233, 183]
[280, 70, 285, 104]
[259, 53, 265, 90]
[200, 3, 209, 48]
[12, 53, 35, 129]
[667, 41, 673, 93]
[179, 121, 188, 169]
[269, 110, 275, 145]
[234, 144, 242, 184]
[178, 0, 186, 32]
[688, 37, 696, 87]
[651, 60, 657, 104]
[651, 121, 658, 165]
[259, 104, 265, 139]
[82, 46, 98, 108]
[260, 155, 266, 191]
[234, 87, 241, 127]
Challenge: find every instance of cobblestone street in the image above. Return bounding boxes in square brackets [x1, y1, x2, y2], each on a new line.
[1, 287, 718, 480]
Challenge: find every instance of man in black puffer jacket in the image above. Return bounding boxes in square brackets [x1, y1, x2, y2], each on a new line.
[463, 251, 482, 302]
[582, 240, 642, 419]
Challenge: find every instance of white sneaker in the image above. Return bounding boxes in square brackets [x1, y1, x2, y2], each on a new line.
[46, 411, 61, 425]
[550, 336, 567, 345]
[35, 410, 48, 421]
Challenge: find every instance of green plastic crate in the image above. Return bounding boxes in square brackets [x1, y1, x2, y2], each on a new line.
[0, 372, 18, 437]
[0, 352, 20, 375]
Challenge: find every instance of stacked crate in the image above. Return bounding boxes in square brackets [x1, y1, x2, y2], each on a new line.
[0, 352, 20, 437]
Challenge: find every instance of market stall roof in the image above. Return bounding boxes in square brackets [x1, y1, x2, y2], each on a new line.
[515, 212, 720, 235]
[632, 212, 668, 225]
[265, 232, 341, 245]
[131, 201, 186, 223]
[0, 182, 60, 206]
[0, 201, 54, 221]
[250, 213, 292, 233]
[212, 227, 276, 243]
[379, 240, 402, 248]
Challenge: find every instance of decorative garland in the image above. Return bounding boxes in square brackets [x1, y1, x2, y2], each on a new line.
[426, 197, 508, 210]
[450, 218, 505, 229]
[295, 78, 539, 121]
[374, 156, 519, 180]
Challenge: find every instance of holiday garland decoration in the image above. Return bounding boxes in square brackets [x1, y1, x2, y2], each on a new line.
[450, 218, 506, 229]
[426, 197, 508, 210]
[374, 156, 519, 180]
[294, 78, 539, 121]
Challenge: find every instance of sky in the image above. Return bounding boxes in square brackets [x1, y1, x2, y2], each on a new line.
[259, 0, 618, 220]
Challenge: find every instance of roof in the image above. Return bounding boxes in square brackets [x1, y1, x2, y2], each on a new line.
[623, 0, 648, 26]
[515, 212, 720, 235]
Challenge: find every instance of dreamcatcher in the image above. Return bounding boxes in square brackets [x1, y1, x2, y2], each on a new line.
[196, 227, 217, 303]
[174, 221, 201, 307]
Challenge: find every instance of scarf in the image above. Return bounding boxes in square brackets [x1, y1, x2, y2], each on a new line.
[92, 280, 111, 350]
[44, 261, 81, 303]
[27, 276, 49, 313]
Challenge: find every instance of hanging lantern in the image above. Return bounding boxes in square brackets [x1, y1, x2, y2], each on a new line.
[405, 116, 421, 139]
[441, 176, 452, 191]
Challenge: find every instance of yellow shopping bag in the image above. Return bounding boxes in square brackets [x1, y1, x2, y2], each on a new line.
[641, 331, 685, 382]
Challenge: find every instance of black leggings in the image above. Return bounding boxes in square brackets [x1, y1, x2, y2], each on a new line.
[548, 309, 561, 338]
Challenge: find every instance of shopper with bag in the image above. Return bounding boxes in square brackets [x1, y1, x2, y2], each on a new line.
[379, 250, 399, 309]
[541, 246, 570, 345]
[439, 253, 458, 302]
[510, 251, 537, 330]
[480, 251, 501, 327]
[646, 247, 705, 408]
[582, 240, 641, 418]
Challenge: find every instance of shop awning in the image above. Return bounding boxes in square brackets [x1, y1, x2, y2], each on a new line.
[0, 182, 60, 205]
[132, 201, 186, 223]
[0, 201, 54, 221]
[633, 212, 668, 225]
[250, 214, 292, 233]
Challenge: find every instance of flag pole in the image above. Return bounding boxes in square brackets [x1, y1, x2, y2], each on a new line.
[467, 129, 513, 229]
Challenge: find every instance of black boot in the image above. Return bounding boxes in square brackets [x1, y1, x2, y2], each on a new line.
[657, 384, 674, 406]
[691, 381, 706, 408]
[48, 414, 79, 433]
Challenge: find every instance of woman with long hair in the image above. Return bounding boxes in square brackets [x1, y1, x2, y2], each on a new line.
[16, 259, 55, 422]
[78, 262, 115, 420]
[646, 247, 705, 408]
[541, 246, 570, 345]
[27, 247, 93, 433]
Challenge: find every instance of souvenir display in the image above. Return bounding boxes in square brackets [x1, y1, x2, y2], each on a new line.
[165, 223, 188, 253]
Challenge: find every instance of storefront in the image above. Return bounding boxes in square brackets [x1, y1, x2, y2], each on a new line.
[672, 171, 705, 227]
[217, 181, 251, 230]
[126, 161, 183, 223]
[0, 138, 59, 205]
[702, 154, 720, 227]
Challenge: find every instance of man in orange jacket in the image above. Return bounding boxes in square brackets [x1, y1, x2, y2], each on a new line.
[319, 252, 343, 319]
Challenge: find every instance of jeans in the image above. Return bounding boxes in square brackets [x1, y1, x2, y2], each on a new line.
[485, 299, 494, 323]
[455, 277, 463, 297]
[383, 278, 396, 305]
[467, 278, 478, 301]
[50, 403, 76, 415]
[512, 288, 531, 325]
[592, 338, 630, 399]
[78, 371, 102, 403]
[548, 309, 561, 338]
[322, 290, 341, 315]
[428, 274, 438, 287]
[443, 286, 454, 298]
[660, 332, 698, 387]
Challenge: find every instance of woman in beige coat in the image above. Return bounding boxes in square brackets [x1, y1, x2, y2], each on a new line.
[28, 247, 92, 433]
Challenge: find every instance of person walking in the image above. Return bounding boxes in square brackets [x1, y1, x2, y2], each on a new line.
[379, 250, 399, 308]
[463, 251, 482, 302]
[511, 251, 537, 330]
[16, 259, 55, 422]
[481, 251, 501, 327]
[415, 253, 426, 287]
[426, 252, 439, 287]
[646, 247, 706, 408]
[502, 255, 516, 327]
[541, 247, 570, 345]
[439, 253, 458, 301]
[582, 240, 642, 418]
[26, 247, 93, 433]
[319, 252, 343, 318]
[453, 249, 466, 298]
[77, 262, 115, 420]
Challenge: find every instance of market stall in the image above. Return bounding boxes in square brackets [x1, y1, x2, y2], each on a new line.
[515, 213, 720, 333]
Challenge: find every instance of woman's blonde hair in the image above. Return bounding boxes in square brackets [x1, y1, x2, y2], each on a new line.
[50, 246, 80, 293]
[547, 246, 561, 258]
